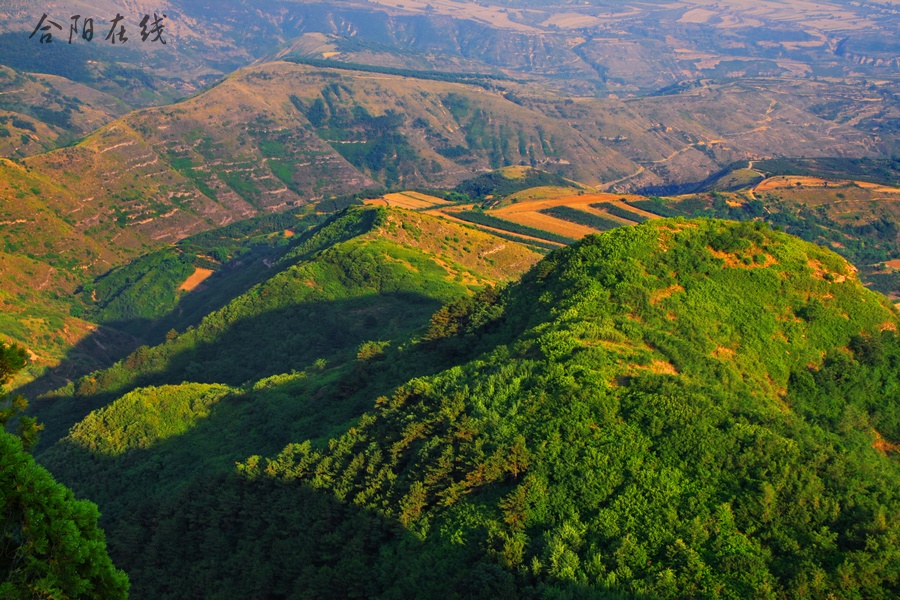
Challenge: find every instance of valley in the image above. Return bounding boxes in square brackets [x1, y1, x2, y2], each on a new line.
[1, 0, 900, 597]
[19, 206, 900, 598]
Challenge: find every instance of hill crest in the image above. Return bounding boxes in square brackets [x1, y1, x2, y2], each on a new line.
[35, 216, 900, 597]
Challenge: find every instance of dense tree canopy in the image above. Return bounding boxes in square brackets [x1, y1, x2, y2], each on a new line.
[32, 215, 900, 598]
[1, 342, 129, 598]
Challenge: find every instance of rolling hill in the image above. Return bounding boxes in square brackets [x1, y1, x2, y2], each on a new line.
[28, 206, 540, 446]
[33, 210, 900, 598]
[0, 65, 130, 157]
[1, 1, 900, 596]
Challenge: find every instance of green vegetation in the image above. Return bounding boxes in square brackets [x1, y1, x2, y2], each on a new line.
[67, 384, 234, 457]
[1, 431, 130, 599]
[303, 85, 419, 185]
[76, 210, 325, 337]
[168, 156, 218, 200]
[627, 197, 685, 218]
[32, 207, 489, 445]
[455, 210, 575, 244]
[654, 192, 900, 296]
[180, 208, 322, 254]
[83, 249, 194, 324]
[219, 170, 261, 206]
[756, 157, 900, 187]
[540, 205, 622, 230]
[591, 202, 649, 223]
[1, 342, 39, 450]
[240, 219, 900, 598]
[1, 342, 128, 599]
[455, 167, 571, 202]
[33, 216, 900, 598]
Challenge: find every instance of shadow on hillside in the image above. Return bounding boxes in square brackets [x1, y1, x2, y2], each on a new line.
[12, 326, 145, 402]
[14, 244, 296, 405]
[41, 378, 625, 600]
[27, 292, 447, 452]
[14, 204, 372, 405]
[30, 297, 547, 597]
[632, 161, 759, 196]
[104, 242, 300, 345]
[54, 441, 538, 599]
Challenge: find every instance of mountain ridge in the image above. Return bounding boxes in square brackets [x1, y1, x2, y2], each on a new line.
[34, 211, 900, 598]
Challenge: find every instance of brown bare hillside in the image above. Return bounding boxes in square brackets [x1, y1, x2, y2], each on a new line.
[371, 208, 542, 283]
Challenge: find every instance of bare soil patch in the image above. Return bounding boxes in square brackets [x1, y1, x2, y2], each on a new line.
[179, 267, 214, 292]
[873, 430, 900, 455]
[710, 248, 777, 269]
[713, 346, 735, 359]
[807, 259, 847, 282]
[646, 360, 678, 375]
[651, 284, 684, 305]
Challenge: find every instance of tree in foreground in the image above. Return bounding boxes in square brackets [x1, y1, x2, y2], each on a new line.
[1, 342, 129, 598]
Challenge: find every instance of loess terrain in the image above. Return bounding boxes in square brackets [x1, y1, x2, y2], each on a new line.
[25, 208, 900, 598]
[2, 0, 900, 596]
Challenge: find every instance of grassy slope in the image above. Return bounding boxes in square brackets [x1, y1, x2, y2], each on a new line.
[32, 206, 539, 446]
[39, 217, 900, 598]
[0, 65, 130, 157]
[0, 59, 634, 378]
[630, 188, 900, 300]
[0, 158, 145, 384]
[240, 218, 900, 597]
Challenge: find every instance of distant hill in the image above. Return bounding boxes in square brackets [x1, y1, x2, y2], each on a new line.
[2, 57, 899, 392]
[453, 166, 578, 203]
[755, 157, 900, 188]
[37, 213, 900, 598]
[0, 66, 130, 157]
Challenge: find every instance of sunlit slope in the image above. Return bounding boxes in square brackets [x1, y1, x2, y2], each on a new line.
[0, 66, 130, 157]
[31, 206, 539, 446]
[240, 218, 900, 597]
[0, 157, 143, 384]
[42, 217, 900, 598]
[15, 60, 639, 245]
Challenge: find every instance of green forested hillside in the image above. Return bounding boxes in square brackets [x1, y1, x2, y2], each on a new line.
[76, 209, 326, 336]
[1, 342, 128, 599]
[32, 206, 538, 447]
[35, 214, 900, 598]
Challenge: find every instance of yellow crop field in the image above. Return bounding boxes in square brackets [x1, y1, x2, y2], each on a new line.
[368, 191, 451, 210]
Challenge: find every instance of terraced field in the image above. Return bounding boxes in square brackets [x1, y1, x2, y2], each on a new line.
[365, 191, 451, 210]
[375, 189, 658, 243]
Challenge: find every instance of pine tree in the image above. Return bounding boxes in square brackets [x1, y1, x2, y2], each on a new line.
[0, 342, 129, 598]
